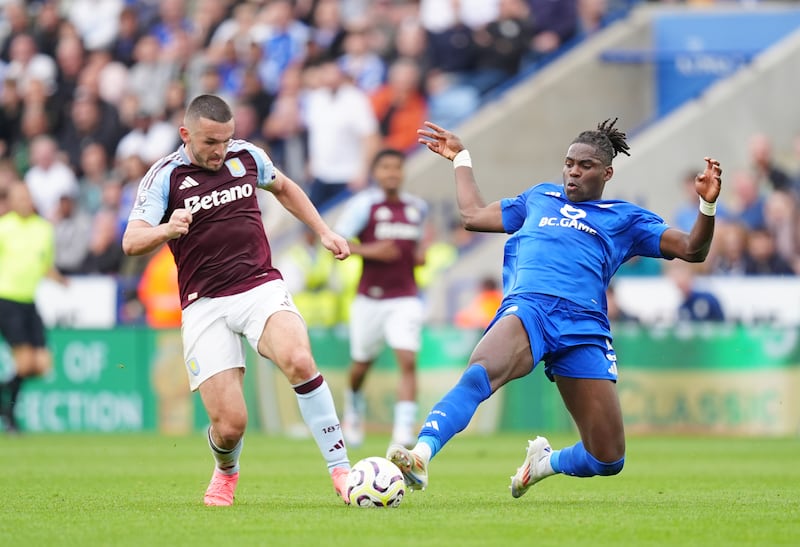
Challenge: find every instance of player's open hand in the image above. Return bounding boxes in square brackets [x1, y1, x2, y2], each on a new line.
[166, 208, 192, 239]
[417, 121, 465, 161]
[322, 231, 351, 260]
[696, 157, 722, 203]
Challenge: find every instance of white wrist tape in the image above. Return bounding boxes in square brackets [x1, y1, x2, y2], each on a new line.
[699, 197, 717, 216]
[453, 149, 472, 169]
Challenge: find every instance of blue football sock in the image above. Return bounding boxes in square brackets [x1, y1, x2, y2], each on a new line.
[418, 435, 441, 456]
[418, 364, 492, 460]
[554, 441, 625, 477]
[550, 450, 562, 474]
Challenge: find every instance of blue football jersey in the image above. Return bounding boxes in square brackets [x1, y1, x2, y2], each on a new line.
[501, 183, 670, 312]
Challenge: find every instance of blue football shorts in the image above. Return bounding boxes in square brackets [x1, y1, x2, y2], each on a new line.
[487, 293, 618, 382]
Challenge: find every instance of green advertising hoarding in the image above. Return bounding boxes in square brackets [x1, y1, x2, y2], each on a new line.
[0, 329, 154, 432]
[1, 324, 798, 435]
[0, 330, 220, 433]
[613, 323, 800, 435]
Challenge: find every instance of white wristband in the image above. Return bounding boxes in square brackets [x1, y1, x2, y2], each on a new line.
[699, 197, 717, 216]
[453, 149, 472, 169]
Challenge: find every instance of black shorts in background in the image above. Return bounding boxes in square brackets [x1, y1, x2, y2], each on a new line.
[0, 298, 46, 347]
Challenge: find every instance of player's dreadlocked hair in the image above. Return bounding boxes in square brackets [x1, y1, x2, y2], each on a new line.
[572, 118, 631, 166]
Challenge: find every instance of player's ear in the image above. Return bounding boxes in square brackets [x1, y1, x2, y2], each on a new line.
[178, 126, 190, 143]
[604, 165, 614, 182]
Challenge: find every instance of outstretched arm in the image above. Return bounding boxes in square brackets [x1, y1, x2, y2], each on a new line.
[268, 168, 351, 260]
[417, 121, 505, 233]
[660, 157, 723, 262]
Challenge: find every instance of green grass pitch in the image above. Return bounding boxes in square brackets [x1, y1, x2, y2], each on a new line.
[1, 433, 798, 546]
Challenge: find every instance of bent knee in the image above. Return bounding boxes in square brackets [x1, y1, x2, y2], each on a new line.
[280, 350, 317, 383]
[213, 415, 247, 444]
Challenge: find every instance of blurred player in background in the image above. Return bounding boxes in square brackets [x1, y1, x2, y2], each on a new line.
[335, 148, 428, 450]
[122, 94, 352, 506]
[388, 120, 722, 497]
[0, 182, 64, 434]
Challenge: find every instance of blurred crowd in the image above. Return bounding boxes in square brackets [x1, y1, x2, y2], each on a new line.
[618, 131, 800, 281]
[0, 0, 625, 325]
[609, 131, 800, 324]
[3, 0, 792, 329]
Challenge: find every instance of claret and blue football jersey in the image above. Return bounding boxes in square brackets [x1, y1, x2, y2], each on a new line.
[335, 187, 427, 299]
[128, 140, 281, 308]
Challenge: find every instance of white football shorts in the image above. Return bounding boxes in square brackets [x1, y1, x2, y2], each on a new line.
[181, 279, 301, 391]
[349, 295, 424, 362]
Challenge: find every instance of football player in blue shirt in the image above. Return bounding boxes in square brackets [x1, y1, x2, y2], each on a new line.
[388, 119, 722, 497]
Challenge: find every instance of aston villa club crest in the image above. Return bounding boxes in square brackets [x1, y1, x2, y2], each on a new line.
[187, 357, 200, 376]
[405, 205, 421, 223]
[225, 157, 246, 177]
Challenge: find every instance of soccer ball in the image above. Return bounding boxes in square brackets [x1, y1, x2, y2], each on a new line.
[346, 457, 406, 508]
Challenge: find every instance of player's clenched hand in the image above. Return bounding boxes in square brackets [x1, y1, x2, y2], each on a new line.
[166, 208, 192, 239]
[321, 231, 351, 260]
[696, 157, 722, 203]
[417, 121, 465, 161]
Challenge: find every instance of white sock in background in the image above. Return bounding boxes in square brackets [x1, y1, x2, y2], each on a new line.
[392, 400, 418, 448]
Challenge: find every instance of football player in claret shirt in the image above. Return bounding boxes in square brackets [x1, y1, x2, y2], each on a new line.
[335, 148, 428, 450]
[387, 119, 722, 497]
[122, 94, 352, 506]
